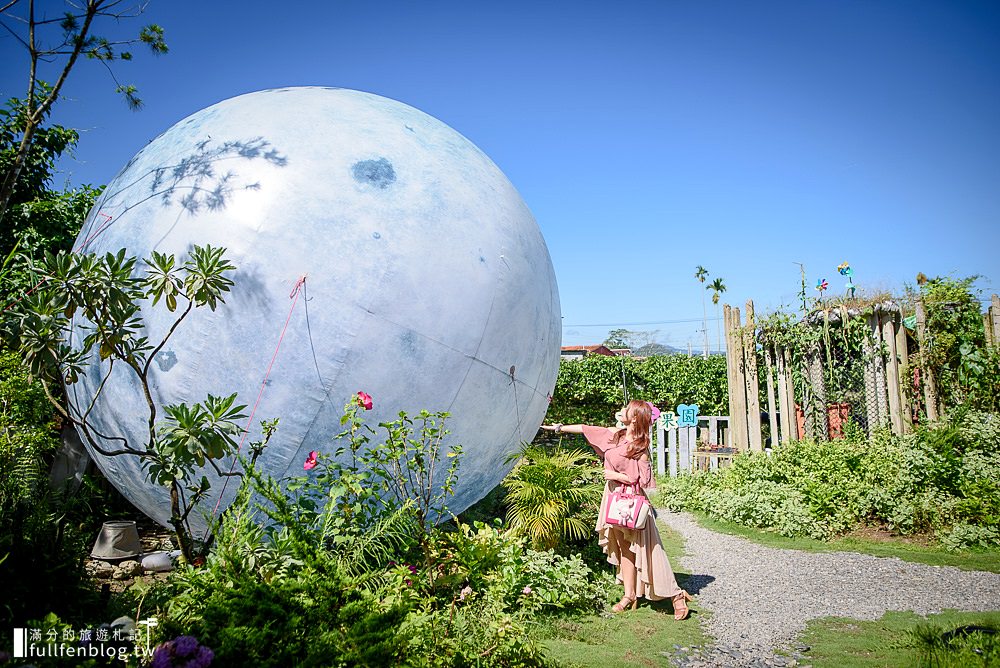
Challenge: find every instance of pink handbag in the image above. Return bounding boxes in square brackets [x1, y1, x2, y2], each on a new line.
[603, 483, 651, 530]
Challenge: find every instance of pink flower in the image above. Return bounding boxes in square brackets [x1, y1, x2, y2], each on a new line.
[459, 585, 473, 601]
[646, 402, 661, 423]
[356, 391, 373, 411]
[303, 450, 319, 470]
[522, 585, 533, 595]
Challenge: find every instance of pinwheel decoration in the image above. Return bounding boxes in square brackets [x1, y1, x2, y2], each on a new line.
[838, 261, 856, 297]
[816, 278, 829, 298]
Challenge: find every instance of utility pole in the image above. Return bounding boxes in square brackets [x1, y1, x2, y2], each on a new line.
[695, 266, 710, 359]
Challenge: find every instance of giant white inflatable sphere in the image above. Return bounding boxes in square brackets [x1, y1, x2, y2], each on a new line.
[69, 87, 561, 531]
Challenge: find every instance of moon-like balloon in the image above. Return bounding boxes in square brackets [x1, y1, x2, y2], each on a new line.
[69, 87, 561, 531]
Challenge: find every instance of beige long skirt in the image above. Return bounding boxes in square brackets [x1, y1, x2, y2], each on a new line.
[596, 483, 683, 601]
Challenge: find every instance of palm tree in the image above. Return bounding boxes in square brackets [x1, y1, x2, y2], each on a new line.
[502, 443, 603, 550]
[694, 266, 710, 358]
[708, 277, 727, 353]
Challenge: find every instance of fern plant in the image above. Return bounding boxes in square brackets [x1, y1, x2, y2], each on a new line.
[502, 443, 603, 551]
[0, 350, 96, 627]
[243, 457, 416, 582]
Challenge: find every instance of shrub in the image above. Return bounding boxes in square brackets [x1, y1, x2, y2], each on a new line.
[147, 396, 581, 668]
[502, 443, 603, 551]
[158, 562, 407, 668]
[909, 621, 1000, 668]
[401, 593, 555, 668]
[0, 350, 98, 627]
[917, 276, 1000, 412]
[654, 413, 1000, 549]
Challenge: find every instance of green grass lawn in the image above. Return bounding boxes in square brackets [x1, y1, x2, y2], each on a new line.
[539, 512, 999, 667]
[539, 518, 712, 667]
[794, 610, 1000, 668]
[687, 511, 1000, 573]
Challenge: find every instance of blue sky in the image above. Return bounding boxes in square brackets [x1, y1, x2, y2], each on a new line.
[3, 0, 998, 350]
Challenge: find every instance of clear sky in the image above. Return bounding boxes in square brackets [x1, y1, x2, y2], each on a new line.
[3, 0, 998, 351]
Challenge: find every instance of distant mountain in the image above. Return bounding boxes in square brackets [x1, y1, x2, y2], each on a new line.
[634, 343, 683, 356]
[633, 343, 726, 357]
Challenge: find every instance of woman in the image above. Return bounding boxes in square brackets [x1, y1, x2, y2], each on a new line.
[541, 400, 693, 618]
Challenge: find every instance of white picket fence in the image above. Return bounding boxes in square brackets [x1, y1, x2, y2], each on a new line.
[653, 415, 733, 477]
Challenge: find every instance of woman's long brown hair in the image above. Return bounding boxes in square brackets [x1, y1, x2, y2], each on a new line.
[611, 399, 652, 459]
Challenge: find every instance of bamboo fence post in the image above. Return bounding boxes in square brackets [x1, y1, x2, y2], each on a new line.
[786, 348, 798, 439]
[783, 347, 798, 439]
[882, 311, 904, 435]
[870, 313, 889, 429]
[991, 295, 1000, 346]
[744, 300, 763, 452]
[915, 297, 940, 421]
[775, 345, 793, 443]
[731, 306, 749, 451]
[724, 304, 737, 446]
[801, 351, 815, 439]
[764, 345, 779, 448]
[859, 311, 879, 434]
[894, 311, 913, 432]
[810, 342, 828, 439]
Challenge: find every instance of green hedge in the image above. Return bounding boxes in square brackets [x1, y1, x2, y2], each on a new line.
[544, 354, 728, 426]
[654, 412, 1000, 550]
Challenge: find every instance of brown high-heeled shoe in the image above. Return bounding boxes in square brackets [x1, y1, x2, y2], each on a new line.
[672, 590, 693, 620]
[612, 595, 638, 613]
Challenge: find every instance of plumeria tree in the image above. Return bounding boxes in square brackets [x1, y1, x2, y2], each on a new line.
[6, 244, 254, 561]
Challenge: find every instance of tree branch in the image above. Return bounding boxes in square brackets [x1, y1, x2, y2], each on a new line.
[142, 299, 192, 377]
[80, 356, 115, 422]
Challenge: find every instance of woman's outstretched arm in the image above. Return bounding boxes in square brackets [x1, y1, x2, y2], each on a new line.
[541, 423, 617, 456]
[539, 423, 589, 435]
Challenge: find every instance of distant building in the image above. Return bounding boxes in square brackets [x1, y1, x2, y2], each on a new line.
[560, 345, 630, 361]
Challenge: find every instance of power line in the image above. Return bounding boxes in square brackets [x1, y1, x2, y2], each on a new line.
[563, 316, 722, 327]
[564, 295, 998, 331]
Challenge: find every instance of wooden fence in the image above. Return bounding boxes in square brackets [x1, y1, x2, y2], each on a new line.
[649, 294, 1000, 471]
[722, 293, 1000, 450]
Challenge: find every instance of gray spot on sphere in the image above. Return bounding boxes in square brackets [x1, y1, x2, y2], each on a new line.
[154, 350, 177, 372]
[352, 157, 396, 189]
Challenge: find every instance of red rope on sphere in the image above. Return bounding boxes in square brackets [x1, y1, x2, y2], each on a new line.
[210, 274, 307, 519]
[74, 212, 115, 252]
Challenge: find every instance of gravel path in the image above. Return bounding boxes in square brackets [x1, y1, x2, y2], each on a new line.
[656, 510, 1000, 667]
